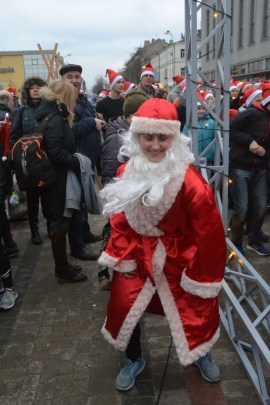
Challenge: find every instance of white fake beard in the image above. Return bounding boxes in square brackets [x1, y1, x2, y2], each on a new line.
[100, 133, 194, 217]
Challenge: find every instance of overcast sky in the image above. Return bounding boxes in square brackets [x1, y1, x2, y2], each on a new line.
[1, 0, 187, 89]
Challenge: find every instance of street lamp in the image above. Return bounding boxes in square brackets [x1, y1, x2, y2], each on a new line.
[165, 30, 175, 77]
[62, 53, 72, 64]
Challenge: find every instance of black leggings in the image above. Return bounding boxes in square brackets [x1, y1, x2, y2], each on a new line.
[126, 324, 142, 362]
[0, 243, 13, 289]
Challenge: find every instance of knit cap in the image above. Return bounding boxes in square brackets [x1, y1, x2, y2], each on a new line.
[123, 90, 149, 118]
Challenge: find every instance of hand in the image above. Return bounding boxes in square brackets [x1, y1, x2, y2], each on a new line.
[95, 118, 106, 131]
[120, 271, 137, 279]
[256, 146, 266, 157]
[249, 140, 265, 156]
[0, 121, 5, 130]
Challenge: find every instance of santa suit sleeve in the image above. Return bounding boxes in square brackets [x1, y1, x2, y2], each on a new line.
[98, 212, 139, 273]
[180, 170, 226, 299]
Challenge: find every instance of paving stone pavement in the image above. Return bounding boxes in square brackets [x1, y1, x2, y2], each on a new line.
[1, 211, 269, 405]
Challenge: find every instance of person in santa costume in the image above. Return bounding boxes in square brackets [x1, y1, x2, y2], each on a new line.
[98, 98, 226, 391]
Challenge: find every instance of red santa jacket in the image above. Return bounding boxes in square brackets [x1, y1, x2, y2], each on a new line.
[99, 164, 226, 366]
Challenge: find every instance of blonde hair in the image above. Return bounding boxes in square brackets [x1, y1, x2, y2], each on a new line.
[41, 79, 78, 126]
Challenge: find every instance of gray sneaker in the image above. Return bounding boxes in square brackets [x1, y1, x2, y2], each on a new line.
[195, 354, 220, 382]
[0, 288, 18, 310]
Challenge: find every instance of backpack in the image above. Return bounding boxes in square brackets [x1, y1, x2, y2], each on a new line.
[11, 113, 57, 191]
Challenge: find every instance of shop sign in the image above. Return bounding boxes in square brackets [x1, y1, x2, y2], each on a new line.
[0, 67, 15, 74]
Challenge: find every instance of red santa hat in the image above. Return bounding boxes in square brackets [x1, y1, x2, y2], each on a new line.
[240, 88, 262, 107]
[240, 81, 253, 93]
[124, 81, 137, 94]
[230, 82, 239, 92]
[172, 75, 186, 88]
[106, 69, 124, 90]
[197, 90, 213, 102]
[260, 81, 270, 107]
[140, 62, 155, 80]
[98, 89, 110, 99]
[130, 98, 180, 136]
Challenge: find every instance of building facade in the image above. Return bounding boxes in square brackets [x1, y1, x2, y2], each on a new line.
[0, 50, 63, 95]
[151, 32, 201, 87]
[201, 0, 270, 83]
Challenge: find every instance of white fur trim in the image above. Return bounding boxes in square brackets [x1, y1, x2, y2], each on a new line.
[98, 251, 137, 273]
[180, 270, 223, 298]
[140, 70, 155, 79]
[245, 89, 262, 107]
[125, 161, 189, 236]
[262, 96, 270, 106]
[110, 74, 123, 90]
[101, 239, 166, 351]
[101, 278, 156, 351]
[157, 268, 220, 366]
[130, 116, 180, 136]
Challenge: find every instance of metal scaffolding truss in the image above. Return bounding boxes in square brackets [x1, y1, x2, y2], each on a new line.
[185, 1, 270, 403]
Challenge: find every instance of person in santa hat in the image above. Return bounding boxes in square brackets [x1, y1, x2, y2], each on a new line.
[229, 81, 270, 256]
[230, 82, 241, 110]
[123, 81, 137, 96]
[138, 62, 159, 98]
[238, 87, 262, 112]
[98, 98, 226, 391]
[96, 69, 125, 123]
[167, 75, 186, 105]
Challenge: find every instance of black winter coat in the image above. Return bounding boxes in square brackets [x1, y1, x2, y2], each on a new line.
[229, 103, 270, 171]
[72, 93, 101, 171]
[10, 102, 41, 147]
[101, 116, 129, 186]
[35, 100, 80, 220]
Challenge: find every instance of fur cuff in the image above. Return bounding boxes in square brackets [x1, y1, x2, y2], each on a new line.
[98, 251, 137, 273]
[180, 270, 223, 299]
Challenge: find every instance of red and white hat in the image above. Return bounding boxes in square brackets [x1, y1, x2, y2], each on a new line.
[106, 69, 124, 90]
[130, 98, 180, 136]
[240, 81, 253, 94]
[240, 88, 262, 107]
[98, 89, 110, 99]
[230, 82, 239, 92]
[260, 81, 270, 107]
[172, 75, 186, 88]
[140, 62, 155, 80]
[124, 81, 137, 94]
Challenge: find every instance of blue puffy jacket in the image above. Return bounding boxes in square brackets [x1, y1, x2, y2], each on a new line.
[72, 93, 101, 172]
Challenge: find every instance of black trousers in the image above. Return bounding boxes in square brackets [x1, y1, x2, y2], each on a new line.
[125, 324, 142, 362]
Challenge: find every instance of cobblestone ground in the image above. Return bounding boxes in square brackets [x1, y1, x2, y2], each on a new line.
[1, 210, 269, 405]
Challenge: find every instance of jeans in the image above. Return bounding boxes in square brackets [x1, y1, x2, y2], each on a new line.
[230, 168, 267, 247]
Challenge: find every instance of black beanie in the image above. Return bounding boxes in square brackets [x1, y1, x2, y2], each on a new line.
[123, 90, 149, 118]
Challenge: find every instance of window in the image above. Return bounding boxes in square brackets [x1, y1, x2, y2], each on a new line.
[249, 0, 256, 44]
[238, 0, 244, 48]
[262, 0, 270, 39]
[248, 59, 263, 72]
[266, 58, 270, 69]
[181, 68, 185, 76]
[32, 59, 38, 65]
[180, 49, 185, 58]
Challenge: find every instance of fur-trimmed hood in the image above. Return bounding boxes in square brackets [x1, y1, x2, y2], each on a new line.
[20, 77, 47, 106]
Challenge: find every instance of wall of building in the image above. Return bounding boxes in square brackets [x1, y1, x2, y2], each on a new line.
[201, 0, 270, 83]
[0, 54, 25, 91]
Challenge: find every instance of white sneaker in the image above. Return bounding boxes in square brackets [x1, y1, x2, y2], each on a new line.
[0, 288, 18, 310]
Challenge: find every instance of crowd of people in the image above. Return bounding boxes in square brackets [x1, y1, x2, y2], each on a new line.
[0, 60, 270, 393]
